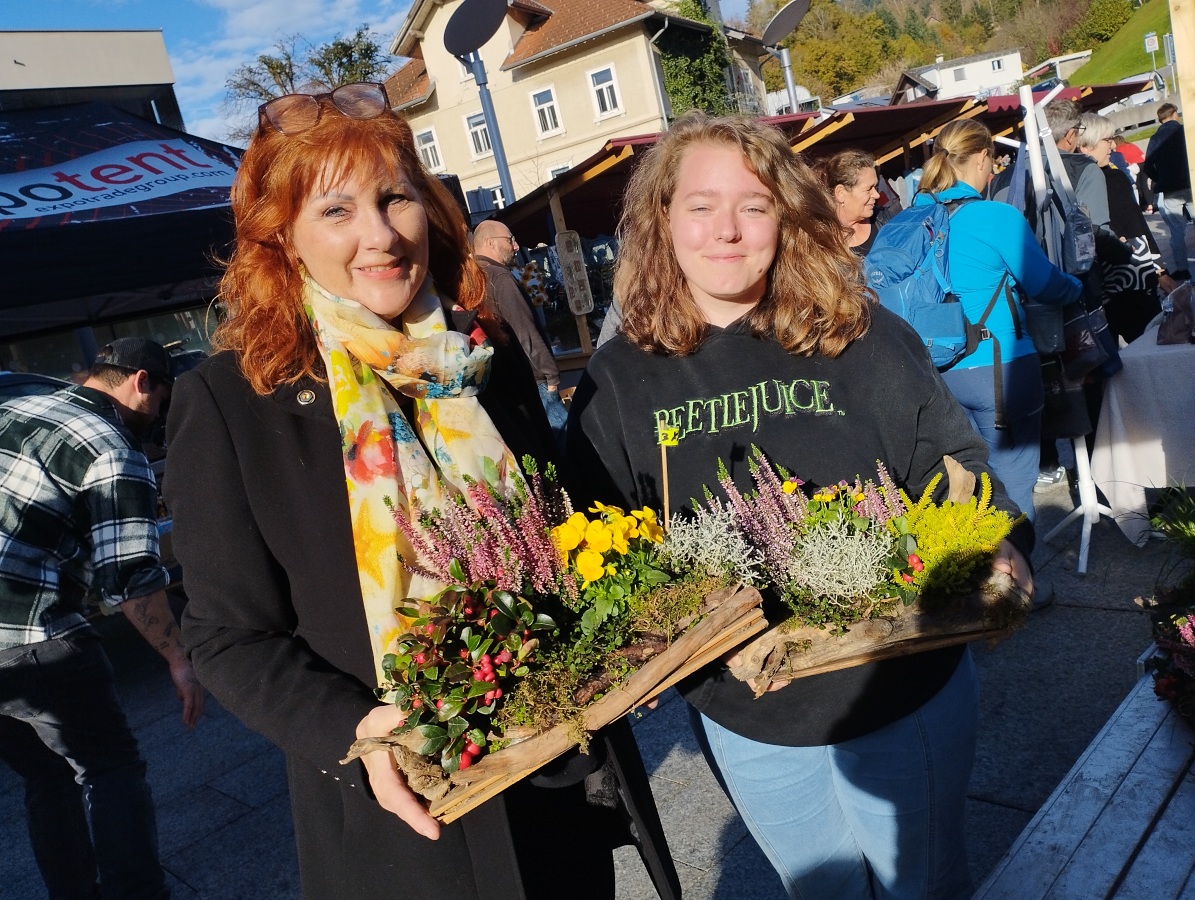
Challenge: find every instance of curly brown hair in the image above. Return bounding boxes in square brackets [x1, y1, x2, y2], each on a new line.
[613, 111, 870, 358]
[214, 101, 485, 395]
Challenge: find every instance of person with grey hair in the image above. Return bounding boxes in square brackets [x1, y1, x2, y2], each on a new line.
[1076, 112, 1174, 342]
[1043, 98, 1111, 232]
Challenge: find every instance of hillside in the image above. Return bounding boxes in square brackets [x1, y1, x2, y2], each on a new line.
[1068, 0, 1172, 85]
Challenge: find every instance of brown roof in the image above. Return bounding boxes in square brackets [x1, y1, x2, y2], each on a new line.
[384, 59, 432, 110]
[501, 0, 657, 71]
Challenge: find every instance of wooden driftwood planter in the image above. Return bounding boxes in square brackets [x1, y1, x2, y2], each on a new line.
[343, 584, 766, 823]
[727, 571, 1032, 695]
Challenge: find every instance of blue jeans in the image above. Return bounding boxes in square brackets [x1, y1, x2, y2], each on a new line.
[690, 652, 978, 900]
[1158, 189, 1192, 273]
[0, 631, 168, 900]
[538, 383, 569, 453]
[942, 356, 1043, 523]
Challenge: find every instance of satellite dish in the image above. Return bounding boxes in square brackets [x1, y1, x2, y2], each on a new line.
[444, 0, 509, 57]
[762, 0, 812, 47]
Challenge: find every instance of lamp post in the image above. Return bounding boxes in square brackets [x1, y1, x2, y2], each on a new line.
[762, 0, 811, 115]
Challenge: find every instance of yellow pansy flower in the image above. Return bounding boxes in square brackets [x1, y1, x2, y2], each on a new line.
[590, 500, 626, 518]
[575, 549, 606, 584]
[583, 520, 613, 553]
[638, 517, 665, 543]
[607, 516, 632, 554]
[782, 480, 799, 494]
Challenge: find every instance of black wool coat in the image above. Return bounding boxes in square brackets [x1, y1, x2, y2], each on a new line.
[165, 348, 679, 900]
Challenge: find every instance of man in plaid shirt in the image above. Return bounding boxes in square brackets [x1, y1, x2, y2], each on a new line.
[0, 338, 204, 900]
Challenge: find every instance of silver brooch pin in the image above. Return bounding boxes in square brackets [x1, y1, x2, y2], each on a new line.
[297, 389, 316, 405]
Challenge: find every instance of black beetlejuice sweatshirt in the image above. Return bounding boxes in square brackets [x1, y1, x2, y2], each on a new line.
[568, 306, 1033, 747]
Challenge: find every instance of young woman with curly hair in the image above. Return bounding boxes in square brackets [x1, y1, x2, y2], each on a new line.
[569, 111, 1035, 899]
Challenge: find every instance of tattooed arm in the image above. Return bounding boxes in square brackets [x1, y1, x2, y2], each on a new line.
[122, 589, 206, 728]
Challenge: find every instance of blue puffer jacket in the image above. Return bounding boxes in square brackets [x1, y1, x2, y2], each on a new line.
[911, 184, 1082, 370]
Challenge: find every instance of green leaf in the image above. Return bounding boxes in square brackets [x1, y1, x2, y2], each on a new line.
[437, 698, 465, 721]
[443, 662, 471, 682]
[467, 680, 492, 699]
[491, 590, 519, 619]
[642, 568, 670, 586]
[514, 665, 529, 677]
[448, 559, 466, 583]
[533, 613, 556, 630]
[410, 724, 448, 756]
[447, 717, 469, 739]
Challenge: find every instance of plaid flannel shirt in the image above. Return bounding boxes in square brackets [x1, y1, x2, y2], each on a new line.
[0, 385, 167, 649]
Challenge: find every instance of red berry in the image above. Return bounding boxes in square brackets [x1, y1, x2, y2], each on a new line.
[459, 648, 469, 659]
[435, 699, 444, 709]
[410, 698, 422, 709]
[492, 687, 503, 699]
[480, 654, 492, 666]
[901, 573, 915, 583]
[413, 653, 426, 664]
[465, 742, 482, 756]
[458, 752, 473, 770]
[523, 629, 531, 638]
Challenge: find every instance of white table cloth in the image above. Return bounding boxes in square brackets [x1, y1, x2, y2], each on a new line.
[1090, 317, 1195, 546]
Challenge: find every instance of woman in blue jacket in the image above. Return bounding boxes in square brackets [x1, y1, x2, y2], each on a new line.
[912, 119, 1082, 521]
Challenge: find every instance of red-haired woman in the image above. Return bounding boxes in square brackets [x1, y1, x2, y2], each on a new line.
[163, 84, 677, 900]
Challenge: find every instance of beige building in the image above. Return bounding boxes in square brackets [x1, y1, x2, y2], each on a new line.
[0, 30, 184, 129]
[387, 0, 764, 209]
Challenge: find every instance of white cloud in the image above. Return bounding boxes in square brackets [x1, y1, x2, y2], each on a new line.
[173, 0, 416, 141]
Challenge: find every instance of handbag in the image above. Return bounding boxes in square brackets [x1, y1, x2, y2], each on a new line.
[1059, 301, 1111, 380]
[1157, 282, 1195, 345]
[1040, 357, 1092, 439]
[1021, 295, 1065, 354]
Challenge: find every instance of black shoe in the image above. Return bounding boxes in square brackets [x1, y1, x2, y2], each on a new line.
[1170, 269, 1191, 281]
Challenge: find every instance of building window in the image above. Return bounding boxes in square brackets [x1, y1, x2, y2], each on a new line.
[415, 129, 443, 172]
[992, 59, 1004, 72]
[953, 67, 966, 82]
[466, 112, 492, 158]
[459, 58, 475, 80]
[549, 163, 571, 179]
[531, 87, 563, 137]
[589, 66, 622, 117]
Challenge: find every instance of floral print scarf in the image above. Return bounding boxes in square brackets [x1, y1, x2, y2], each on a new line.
[304, 275, 524, 685]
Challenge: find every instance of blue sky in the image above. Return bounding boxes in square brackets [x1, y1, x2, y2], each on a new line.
[8, 0, 752, 144]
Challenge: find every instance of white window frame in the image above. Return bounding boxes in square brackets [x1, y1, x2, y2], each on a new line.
[548, 163, 572, 179]
[459, 57, 475, 81]
[587, 65, 623, 119]
[414, 127, 444, 173]
[952, 67, 966, 82]
[991, 59, 1004, 72]
[465, 111, 493, 160]
[529, 85, 564, 138]
[485, 184, 507, 209]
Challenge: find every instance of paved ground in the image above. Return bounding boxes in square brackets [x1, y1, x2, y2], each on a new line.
[3, 218, 1191, 900]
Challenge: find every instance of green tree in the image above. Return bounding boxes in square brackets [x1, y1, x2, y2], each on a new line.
[659, 0, 732, 116]
[941, 0, 965, 25]
[223, 25, 390, 144]
[876, 7, 903, 39]
[904, 8, 933, 43]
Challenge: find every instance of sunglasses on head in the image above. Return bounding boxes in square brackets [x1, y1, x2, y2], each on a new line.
[258, 82, 390, 135]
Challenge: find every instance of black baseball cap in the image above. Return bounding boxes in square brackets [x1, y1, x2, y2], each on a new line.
[94, 338, 174, 384]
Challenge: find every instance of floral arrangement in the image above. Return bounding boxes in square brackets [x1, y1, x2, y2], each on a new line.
[1152, 609, 1195, 725]
[351, 447, 1021, 795]
[694, 446, 1018, 632]
[375, 460, 717, 778]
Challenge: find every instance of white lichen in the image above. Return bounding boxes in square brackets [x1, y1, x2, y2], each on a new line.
[787, 516, 890, 604]
[658, 502, 761, 586]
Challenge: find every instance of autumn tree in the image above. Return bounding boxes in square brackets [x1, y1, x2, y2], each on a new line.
[223, 25, 391, 144]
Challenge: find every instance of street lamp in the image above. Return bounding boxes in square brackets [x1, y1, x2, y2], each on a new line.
[762, 0, 811, 115]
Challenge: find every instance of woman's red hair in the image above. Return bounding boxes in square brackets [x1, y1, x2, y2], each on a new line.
[213, 101, 485, 395]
